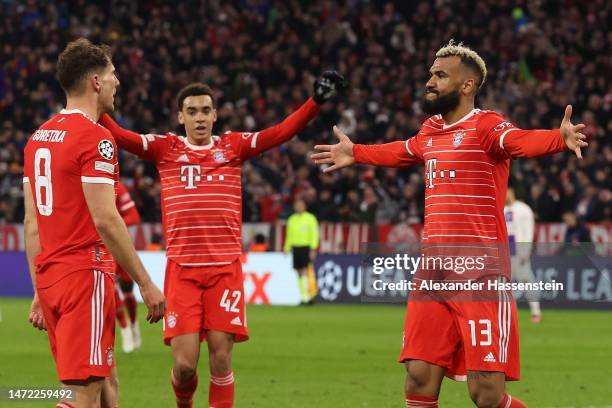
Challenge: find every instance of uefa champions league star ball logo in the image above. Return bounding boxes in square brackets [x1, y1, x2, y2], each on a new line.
[166, 312, 177, 329]
[317, 260, 343, 301]
[98, 139, 115, 160]
[452, 130, 464, 147]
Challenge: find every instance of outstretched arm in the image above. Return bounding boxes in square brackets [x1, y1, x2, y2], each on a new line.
[237, 98, 321, 160]
[485, 105, 587, 159]
[312, 126, 422, 173]
[99, 114, 170, 162]
[238, 71, 346, 160]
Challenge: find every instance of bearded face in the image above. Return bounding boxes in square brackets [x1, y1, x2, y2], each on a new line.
[421, 87, 461, 116]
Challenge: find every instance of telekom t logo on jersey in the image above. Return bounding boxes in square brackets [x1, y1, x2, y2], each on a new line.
[181, 165, 201, 189]
[426, 159, 457, 188]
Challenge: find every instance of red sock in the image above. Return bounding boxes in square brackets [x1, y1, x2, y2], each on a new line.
[498, 394, 528, 408]
[171, 368, 198, 408]
[115, 288, 128, 329]
[56, 403, 75, 408]
[405, 394, 438, 408]
[209, 371, 234, 408]
[123, 292, 137, 324]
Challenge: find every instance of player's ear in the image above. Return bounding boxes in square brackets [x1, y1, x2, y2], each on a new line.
[462, 78, 475, 95]
[212, 109, 217, 123]
[178, 111, 185, 125]
[91, 74, 101, 93]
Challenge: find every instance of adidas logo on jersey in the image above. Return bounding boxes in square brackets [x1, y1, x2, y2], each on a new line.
[176, 154, 189, 163]
[427, 138, 433, 147]
[483, 352, 496, 363]
[230, 316, 242, 326]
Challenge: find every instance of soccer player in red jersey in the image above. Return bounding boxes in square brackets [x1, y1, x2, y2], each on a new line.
[23, 38, 165, 408]
[313, 41, 587, 408]
[98, 72, 346, 408]
[114, 181, 143, 353]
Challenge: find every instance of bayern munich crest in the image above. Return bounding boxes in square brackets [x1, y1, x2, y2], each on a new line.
[98, 139, 115, 160]
[106, 347, 114, 366]
[167, 312, 177, 329]
[452, 130, 464, 147]
[213, 150, 226, 163]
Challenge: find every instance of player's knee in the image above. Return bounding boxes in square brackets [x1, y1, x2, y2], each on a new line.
[209, 348, 232, 374]
[468, 384, 504, 408]
[404, 361, 432, 393]
[174, 358, 197, 383]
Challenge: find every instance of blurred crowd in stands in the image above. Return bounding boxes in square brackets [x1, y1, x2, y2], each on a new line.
[1, 0, 610, 224]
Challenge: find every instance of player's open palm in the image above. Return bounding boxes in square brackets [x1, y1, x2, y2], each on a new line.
[140, 282, 166, 323]
[28, 294, 46, 331]
[312, 126, 355, 173]
[560, 105, 588, 159]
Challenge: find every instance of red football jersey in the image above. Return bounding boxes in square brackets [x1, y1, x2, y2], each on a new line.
[355, 108, 566, 243]
[116, 181, 140, 226]
[23, 109, 119, 288]
[100, 98, 320, 268]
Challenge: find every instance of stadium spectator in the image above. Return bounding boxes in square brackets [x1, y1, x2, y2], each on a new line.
[1, 0, 610, 224]
[248, 233, 269, 252]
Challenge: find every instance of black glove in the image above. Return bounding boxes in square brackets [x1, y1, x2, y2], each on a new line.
[313, 70, 347, 104]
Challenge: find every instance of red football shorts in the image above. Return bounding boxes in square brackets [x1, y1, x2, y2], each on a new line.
[399, 293, 520, 381]
[37, 269, 116, 382]
[163, 259, 249, 345]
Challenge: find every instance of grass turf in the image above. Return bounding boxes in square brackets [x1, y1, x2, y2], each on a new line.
[0, 298, 610, 407]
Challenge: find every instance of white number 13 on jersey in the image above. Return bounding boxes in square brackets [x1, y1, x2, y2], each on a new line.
[34, 148, 53, 216]
[220, 289, 241, 313]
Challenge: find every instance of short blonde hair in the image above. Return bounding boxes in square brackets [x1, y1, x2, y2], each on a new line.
[435, 39, 487, 90]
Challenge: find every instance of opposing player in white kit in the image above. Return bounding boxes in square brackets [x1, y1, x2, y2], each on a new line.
[504, 186, 541, 322]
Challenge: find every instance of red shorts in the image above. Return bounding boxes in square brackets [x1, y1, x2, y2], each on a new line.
[38, 269, 116, 382]
[399, 294, 520, 381]
[163, 259, 249, 345]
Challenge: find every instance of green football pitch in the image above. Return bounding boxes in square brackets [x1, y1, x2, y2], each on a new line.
[0, 298, 610, 407]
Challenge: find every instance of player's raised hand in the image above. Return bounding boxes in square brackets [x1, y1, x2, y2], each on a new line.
[312, 126, 355, 173]
[140, 281, 166, 323]
[313, 70, 347, 104]
[560, 105, 588, 159]
[28, 294, 46, 331]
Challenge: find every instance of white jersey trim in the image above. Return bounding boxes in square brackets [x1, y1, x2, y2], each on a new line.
[499, 128, 519, 150]
[23, 177, 29, 183]
[140, 134, 149, 151]
[81, 176, 115, 185]
[423, 149, 485, 156]
[441, 109, 479, 129]
[60, 108, 97, 124]
[181, 135, 218, 150]
[119, 202, 135, 211]
[404, 140, 415, 156]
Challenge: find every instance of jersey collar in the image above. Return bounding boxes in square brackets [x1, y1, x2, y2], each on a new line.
[182, 135, 217, 150]
[441, 108, 480, 130]
[60, 108, 96, 124]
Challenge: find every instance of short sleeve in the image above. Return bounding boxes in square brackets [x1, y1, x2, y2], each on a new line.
[478, 112, 517, 159]
[23, 143, 32, 184]
[79, 127, 118, 185]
